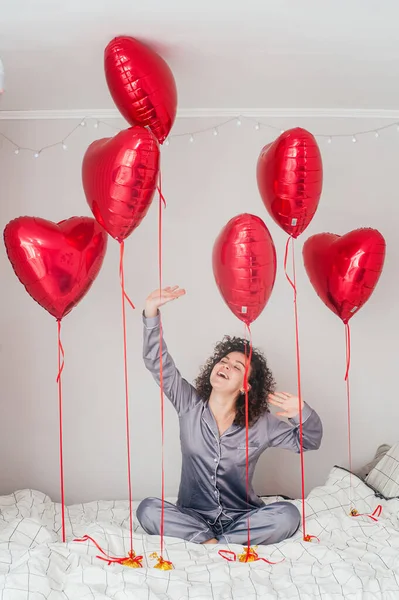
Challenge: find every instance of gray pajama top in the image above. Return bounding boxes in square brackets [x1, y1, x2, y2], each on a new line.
[143, 313, 323, 523]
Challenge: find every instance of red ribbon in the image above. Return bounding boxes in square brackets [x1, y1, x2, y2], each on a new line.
[303, 534, 320, 543]
[218, 549, 236, 562]
[158, 172, 166, 556]
[119, 241, 135, 310]
[119, 240, 135, 556]
[56, 319, 65, 383]
[350, 505, 383, 522]
[344, 323, 354, 496]
[243, 325, 253, 550]
[74, 535, 143, 567]
[218, 547, 284, 565]
[157, 186, 167, 208]
[283, 236, 312, 543]
[56, 319, 66, 543]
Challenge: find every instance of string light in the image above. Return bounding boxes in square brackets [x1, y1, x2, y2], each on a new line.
[1, 114, 399, 159]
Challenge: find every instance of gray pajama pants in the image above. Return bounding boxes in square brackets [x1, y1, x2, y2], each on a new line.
[137, 497, 300, 545]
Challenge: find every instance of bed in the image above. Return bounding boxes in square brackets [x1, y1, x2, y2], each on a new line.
[1, 466, 398, 599]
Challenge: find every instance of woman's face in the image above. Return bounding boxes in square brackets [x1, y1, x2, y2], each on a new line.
[209, 352, 252, 397]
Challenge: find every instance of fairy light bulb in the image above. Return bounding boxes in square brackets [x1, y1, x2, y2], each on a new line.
[62, 142, 67, 150]
[352, 135, 357, 143]
[14, 148, 20, 155]
[255, 123, 260, 131]
[189, 134, 194, 143]
[327, 137, 332, 144]
[213, 128, 218, 136]
[236, 117, 242, 127]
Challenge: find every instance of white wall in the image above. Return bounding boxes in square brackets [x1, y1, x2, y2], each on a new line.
[0, 116, 396, 504]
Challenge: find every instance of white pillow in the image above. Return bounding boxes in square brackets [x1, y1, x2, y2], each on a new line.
[365, 442, 399, 498]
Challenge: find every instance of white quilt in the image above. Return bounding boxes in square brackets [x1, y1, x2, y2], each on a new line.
[1, 467, 399, 600]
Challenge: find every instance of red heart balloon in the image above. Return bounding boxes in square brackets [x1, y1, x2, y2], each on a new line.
[104, 36, 177, 144]
[4, 217, 108, 320]
[82, 126, 160, 242]
[257, 128, 323, 238]
[213, 214, 277, 325]
[303, 229, 386, 323]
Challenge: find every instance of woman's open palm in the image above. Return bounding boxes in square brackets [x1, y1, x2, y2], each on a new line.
[145, 286, 186, 316]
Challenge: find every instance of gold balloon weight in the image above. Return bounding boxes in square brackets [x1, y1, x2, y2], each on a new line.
[150, 552, 174, 570]
[122, 551, 143, 568]
[238, 546, 259, 563]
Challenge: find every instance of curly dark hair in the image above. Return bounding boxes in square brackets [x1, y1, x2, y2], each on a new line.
[194, 336, 275, 427]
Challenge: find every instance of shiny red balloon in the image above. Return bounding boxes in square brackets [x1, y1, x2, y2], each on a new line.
[257, 128, 323, 238]
[4, 217, 108, 320]
[303, 229, 386, 324]
[212, 214, 277, 325]
[104, 36, 177, 144]
[82, 126, 160, 242]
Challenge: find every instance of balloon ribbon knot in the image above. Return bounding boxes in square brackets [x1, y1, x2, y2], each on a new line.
[74, 535, 143, 568]
[350, 505, 382, 522]
[218, 546, 284, 564]
[150, 552, 174, 570]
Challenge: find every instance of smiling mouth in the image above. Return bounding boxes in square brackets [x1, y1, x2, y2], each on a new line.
[217, 371, 229, 380]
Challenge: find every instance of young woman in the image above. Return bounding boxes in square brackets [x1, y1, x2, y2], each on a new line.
[137, 286, 323, 545]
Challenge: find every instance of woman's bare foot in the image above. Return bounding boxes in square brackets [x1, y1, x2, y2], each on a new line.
[202, 538, 218, 544]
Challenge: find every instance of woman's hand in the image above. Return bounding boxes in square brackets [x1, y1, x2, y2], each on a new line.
[268, 392, 304, 419]
[144, 286, 186, 318]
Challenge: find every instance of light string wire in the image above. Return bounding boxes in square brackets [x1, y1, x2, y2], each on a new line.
[1, 114, 398, 156]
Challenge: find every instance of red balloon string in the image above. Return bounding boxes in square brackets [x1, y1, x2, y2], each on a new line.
[119, 241, 134, 556]
[218, 547, 283, 564]
[119, 242, 135, 310]
[244, 324, 253, 557]
[218, 549, 237, 562]
[283, 237, 311, 542]
[75, 243, 139, 567]
[219, 326, 287, 564]
[157, 171, 167, 208]
[158, 172, 166, 558]
[345, 323, 354, 498]
[74, 535, 143, 568]
[56, 319, 66, 543]
[350, 504, 383, 522]
[344, 322, 351, 382]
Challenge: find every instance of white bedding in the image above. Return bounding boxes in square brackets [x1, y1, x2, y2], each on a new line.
[1, 467, 399, 599]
